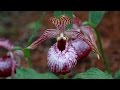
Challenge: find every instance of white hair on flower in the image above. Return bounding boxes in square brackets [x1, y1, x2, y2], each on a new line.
[47, 42, 77, 74]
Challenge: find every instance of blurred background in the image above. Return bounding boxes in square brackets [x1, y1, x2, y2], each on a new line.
[0, 11, 120, 78]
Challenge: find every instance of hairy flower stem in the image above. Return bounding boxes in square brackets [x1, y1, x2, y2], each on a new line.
[94, 28, 111, 74]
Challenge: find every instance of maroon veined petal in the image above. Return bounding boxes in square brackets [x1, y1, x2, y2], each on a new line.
[47, 41, 77, 74]
[65, 27, 96, 51]
[71, 16, 98, 54]
[65, 30, 92, 47]
[66, 25, 100, 58]
[0, 55, 17, 78]
[65, 30, 86, 40]
[80, 26, 96, 46]
[70, 39, 92, 61]
[80, 26, 100, 55]
[27, 29, 59, 49]
[49, 15, 71, 31]
[72, 15, 82, 30]
[0, 39, 13, 50]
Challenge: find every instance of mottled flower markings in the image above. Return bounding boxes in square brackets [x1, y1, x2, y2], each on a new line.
[28, 15, 99, 74]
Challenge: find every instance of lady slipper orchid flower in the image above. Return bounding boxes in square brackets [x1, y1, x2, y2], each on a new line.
[0, 39, 23, 78]
[27, 15, 99, 74]
[48, 41, 77, 74]
[72, 15, 100, 59]
[0, 39, 17, 78]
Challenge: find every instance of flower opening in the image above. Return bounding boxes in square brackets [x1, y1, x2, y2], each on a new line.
[47, 41, 77, 74]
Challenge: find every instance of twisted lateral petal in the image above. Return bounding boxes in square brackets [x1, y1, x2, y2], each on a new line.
[80, 26, 96, 45]
[27, 29, 59, 49]
[80, 26, 99, 54]
[65, 30, 92, 47]
[47, 42, 77, 74]
[65, 30, 88, 44]
[0, 39, 13, 50]
[72, 16, 98, 53]
[72, 15, 82, 30]
[65, 30, 85, 40]
[69, 19, 100, 58]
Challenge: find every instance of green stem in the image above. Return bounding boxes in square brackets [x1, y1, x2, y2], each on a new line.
[23, 48, 32, 68]
[28, 11, 46, 45]
[27, 58, 32, 68]
[94, 28, 111, 74]
[26, 12, 46, 68]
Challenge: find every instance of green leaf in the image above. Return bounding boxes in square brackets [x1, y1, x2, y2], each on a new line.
[66, 23, 72, 30]
[54, 11, 73, 30]
[28, 12, 46, 45]
[73, 68, 113, 79]
[82, 21, 90, 26]
[64, 11, 73, 30]
[89, 11, 105, 28]
[114, 69, 120, 79]
[54, 11, 73, 19]
[12, 68, 58, 79]
[27, 12, 46, 67]
[54, 11, 63, 18]
[64, 11, 73, 19]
